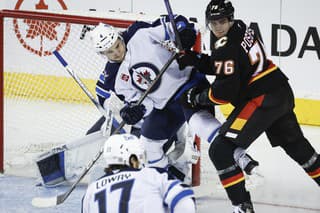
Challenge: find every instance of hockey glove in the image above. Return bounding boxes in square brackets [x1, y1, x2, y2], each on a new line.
[120, 103, 146, 125]
[176, 21, 197, 50]
[180, 86, 200, 109]
[176, 50, 200, 70]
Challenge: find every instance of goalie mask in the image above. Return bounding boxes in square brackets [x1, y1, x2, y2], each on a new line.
[103, 134, 146, 168]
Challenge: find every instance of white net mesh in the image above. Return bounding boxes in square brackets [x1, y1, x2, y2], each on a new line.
[3, 11, 127, 177]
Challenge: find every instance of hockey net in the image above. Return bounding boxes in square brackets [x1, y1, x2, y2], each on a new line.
[0, 9, 208, 186]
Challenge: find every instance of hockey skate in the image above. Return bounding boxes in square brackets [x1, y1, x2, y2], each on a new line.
[233, 201, 255, 213]
[233, 148, 261, 176]
[242, 154, 259, 176]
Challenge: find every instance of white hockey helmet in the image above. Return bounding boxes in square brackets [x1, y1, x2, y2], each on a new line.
[103, 134, 146, 168]
[89, 22, 120, 52]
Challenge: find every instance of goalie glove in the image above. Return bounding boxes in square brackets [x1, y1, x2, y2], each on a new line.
[120, 103, 146, 125]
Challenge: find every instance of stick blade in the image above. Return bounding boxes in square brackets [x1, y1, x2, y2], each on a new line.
[31, 196, 58, 208]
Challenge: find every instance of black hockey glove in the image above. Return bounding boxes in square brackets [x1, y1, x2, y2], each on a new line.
[180, 86, 201, 109]
[176, 50, 200, 70]
[176, 21, 197, 50]
[120, 103, 146, 125]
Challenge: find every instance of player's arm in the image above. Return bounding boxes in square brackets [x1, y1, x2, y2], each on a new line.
[164, 180, 195, 213]
[81, 190, 90, 213]
[96, 62, 125, 108]
[173, 197, 196, 213]
[157, 169, 195, 213]
[181, 71, 241, 109]
[177, 51, 214, 73]
[96, 72, 112, 108]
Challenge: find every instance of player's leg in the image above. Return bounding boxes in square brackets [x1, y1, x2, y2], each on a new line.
[166, 122, 200, 184]
[208, 93, 289, 210]
[187, 108, 259, 175]
[209, 135, 254, 209]
[266, 111, 320, 186]
[141, 102, 195, 182]
[141, 105, 185, 167]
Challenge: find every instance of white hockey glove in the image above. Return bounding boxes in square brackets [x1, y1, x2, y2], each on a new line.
[159, 40, 180, 53]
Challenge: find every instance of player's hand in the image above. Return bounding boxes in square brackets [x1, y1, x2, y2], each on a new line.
[120, 103, 146, 125]
[180, 86, 200, 109]
[176, 20, 196, 50]
[176, 50, 199, 70]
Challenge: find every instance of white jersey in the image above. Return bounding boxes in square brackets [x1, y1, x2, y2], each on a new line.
[115, 21, 193, 112]
[82, 167, 195, 213]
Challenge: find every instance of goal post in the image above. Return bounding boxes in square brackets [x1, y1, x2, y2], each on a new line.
[0, 9, 201, 185]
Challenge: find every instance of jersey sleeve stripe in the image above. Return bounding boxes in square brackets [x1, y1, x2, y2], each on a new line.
[96, 86, 111, 99]
[170, 189, 194, 213]
[163, 180, 180, 201]
[98, 73, 105, 82]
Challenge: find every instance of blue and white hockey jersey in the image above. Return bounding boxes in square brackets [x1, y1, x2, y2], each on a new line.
[114, 17, 194, 113]
[81, 167, 195, 213]
[96, 16, 195, 114]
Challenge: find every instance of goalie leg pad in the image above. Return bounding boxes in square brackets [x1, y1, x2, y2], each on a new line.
[36, 151, 66, 187]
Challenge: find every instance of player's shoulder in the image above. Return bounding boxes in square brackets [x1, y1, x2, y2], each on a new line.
[141, 166, 176, 180]
[121, 21, 153, 43]
[223, 19, 246, 45]
[104, 61, 121, 76]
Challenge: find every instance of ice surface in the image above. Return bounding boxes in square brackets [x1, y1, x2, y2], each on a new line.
[2, 99, 320, 212]
[1, 125, 320, 212]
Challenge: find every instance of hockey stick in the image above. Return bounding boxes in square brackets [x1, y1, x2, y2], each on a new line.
[164, 0, 183, 51]
[31, 50, 178, 208]
[53, 50, 111, 119]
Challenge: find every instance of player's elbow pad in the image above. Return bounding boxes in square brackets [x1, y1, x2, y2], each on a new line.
[173, 197, 196, 213]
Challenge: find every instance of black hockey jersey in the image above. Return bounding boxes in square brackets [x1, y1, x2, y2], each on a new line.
[196, 20, 288, 107]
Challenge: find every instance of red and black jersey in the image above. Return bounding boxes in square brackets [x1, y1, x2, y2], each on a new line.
[196, 20, 288, 107]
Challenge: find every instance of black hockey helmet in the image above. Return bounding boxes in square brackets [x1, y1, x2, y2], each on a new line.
[205, 0, 234, 22]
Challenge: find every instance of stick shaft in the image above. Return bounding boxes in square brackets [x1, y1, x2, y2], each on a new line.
[164, 0, 183, 50]
[53, 50, 109, 118]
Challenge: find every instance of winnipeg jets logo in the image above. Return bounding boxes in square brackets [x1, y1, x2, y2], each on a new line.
[129, 62, 160, 93]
